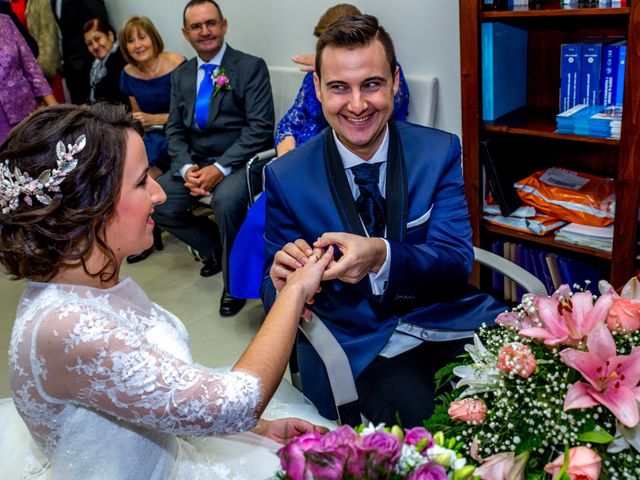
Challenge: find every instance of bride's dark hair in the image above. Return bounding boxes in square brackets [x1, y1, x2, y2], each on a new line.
[0, 103, 143, 282]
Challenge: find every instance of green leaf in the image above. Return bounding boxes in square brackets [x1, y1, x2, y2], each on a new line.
[577, 429, 614, 444]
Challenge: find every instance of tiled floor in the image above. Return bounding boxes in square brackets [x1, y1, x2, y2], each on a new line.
[0, 233, 266, 399]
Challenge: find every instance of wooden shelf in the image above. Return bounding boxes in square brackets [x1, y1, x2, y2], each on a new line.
[460, 0, 640, 287]
[483, 223, 612, 260]
[482, 5, 629, 19]
[482, 107, 620, 144]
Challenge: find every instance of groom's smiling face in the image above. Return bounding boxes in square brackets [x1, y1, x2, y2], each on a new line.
[314, 39, 399, 161]
[182, 2, 228, 62]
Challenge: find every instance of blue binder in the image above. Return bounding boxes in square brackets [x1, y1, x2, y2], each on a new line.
[481, 22, 528, 121]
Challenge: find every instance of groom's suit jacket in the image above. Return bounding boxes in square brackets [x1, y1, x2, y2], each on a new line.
[165, 45, 274, 175]
[261, 122, 504, 411]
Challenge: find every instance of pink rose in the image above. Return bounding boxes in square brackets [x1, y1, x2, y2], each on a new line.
[496, 342, 537, 378]
[276, 430, 322, 480]
[404, 426, 434, 451]
[407, 462, 448, 480]
[321, 424, 359, 449]
[448, 398, 487, 424]
[475, 452, 528, 480]
[306, 451, 346, 479]
[544, 446, 601, 480]
[315, 425, 360, 477]
[215, 74, 229, 87]
[606, 297, 640, 333]
[360, 431, 402, 475]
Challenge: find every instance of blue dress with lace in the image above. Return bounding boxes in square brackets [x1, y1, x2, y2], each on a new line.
[275, 64, 410, 148]
[120, 70, 173, 171]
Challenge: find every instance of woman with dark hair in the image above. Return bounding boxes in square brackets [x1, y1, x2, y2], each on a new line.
[0, 103, 333, 478]
[83, 17, 128, 105]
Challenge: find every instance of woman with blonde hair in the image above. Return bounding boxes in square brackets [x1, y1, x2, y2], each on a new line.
[119, 16, 185, 179]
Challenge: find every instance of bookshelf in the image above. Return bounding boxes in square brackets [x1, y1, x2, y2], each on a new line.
[459, 0, 640, 288]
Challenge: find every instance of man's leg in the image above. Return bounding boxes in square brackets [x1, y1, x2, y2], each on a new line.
[355, 338, 469, 427]
[210, 168, 249, 315]
[154, 171, 221, 260]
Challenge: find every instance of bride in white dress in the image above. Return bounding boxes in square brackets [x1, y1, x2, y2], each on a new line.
[0, 104, 335, 479]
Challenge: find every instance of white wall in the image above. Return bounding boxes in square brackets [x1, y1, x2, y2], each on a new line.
[106, 0, 461, 135]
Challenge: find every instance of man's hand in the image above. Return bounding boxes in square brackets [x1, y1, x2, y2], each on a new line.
[253, 418, 328, 444]
[314, 232, 387, 284]
[184, 164, 224, 196]
[270, 239, 330, 321]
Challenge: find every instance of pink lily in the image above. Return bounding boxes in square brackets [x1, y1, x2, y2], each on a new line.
[561, 323, 640, 427]
[519, 287, 614, 346]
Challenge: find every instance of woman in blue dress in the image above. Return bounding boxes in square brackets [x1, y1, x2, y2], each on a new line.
[119, 16, 185, 179]
[274, 4, 410, 157]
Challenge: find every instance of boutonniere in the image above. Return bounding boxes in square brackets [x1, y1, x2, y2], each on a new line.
[212, 67, 232, 96]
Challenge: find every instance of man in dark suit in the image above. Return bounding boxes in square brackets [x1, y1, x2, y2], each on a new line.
[261, 15, 504, 426]
[51, 0, 109, 103]
[153, 0, 274, 317]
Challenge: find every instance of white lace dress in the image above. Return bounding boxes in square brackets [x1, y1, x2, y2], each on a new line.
[5, 278, 333, 479]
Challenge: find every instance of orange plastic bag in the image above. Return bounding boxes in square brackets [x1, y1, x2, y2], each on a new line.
[514, 167, 615, 227]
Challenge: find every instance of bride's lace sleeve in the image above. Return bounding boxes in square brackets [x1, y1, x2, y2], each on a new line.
[33, 304, 262, 437]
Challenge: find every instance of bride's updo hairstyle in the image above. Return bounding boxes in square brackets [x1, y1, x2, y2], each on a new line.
[0, 103, 143, 282]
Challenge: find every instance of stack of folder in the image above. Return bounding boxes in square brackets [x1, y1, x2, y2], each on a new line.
[556, 104, 622, 139]
[554, 223, 613, 252]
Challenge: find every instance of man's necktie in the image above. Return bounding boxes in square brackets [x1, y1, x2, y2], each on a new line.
[351, 162, 386, 237]
[195, 63, 217, 130]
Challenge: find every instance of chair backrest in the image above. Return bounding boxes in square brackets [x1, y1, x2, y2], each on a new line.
[267, 67, 439, 130]
[404, 74, 438, 128]
[268, 66, 307, 128]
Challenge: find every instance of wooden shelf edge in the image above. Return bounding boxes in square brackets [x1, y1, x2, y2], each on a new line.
[482, 223, 613, 260]
[482, 6, 629, 19]
[482, 125, 620, 145]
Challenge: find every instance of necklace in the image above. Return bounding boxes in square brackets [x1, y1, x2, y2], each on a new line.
[140, 57, 161, 78]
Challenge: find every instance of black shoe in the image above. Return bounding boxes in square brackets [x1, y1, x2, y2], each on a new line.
[153, 226, 164, 251]
[126, 246, 153, 264]
[219, 289, 246, 317]
[200, 257, 222, 277]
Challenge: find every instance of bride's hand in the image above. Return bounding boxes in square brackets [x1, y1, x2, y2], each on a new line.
[253, 418, 328, 444]
[281, 246, 333, 305]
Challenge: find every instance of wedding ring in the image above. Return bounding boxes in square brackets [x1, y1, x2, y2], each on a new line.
[311, 253, 320, 261]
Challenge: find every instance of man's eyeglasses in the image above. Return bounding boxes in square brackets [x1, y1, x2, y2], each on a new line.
[187, 19, 220, 32]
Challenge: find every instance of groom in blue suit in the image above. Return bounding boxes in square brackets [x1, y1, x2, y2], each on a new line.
[261, 15, 504, 426]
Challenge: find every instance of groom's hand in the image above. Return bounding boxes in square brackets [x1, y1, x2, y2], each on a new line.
[314, 232, 387, 284]
[270, 239, 330, 321]
[270, 239, 315, 292]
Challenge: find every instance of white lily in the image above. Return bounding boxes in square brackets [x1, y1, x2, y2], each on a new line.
[453, 334, 502, 398]
[608, 419, 640, 454]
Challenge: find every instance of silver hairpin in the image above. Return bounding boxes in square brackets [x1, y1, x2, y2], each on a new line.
[0, 134, 86, 214]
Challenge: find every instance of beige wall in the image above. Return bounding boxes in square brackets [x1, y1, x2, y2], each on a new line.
[106, 0, 462, 136]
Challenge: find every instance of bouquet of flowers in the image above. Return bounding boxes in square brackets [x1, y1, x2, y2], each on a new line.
[425, 277, 640, 479]
[275, 423, 475, 479]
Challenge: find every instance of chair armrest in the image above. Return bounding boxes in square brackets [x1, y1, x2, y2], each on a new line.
[473, 246, 548, 296]
[298, 315, 358, 408]
[245, 148, 277, 206]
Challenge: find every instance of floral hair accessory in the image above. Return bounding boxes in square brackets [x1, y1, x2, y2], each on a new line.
[0, 134, 86, 214]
